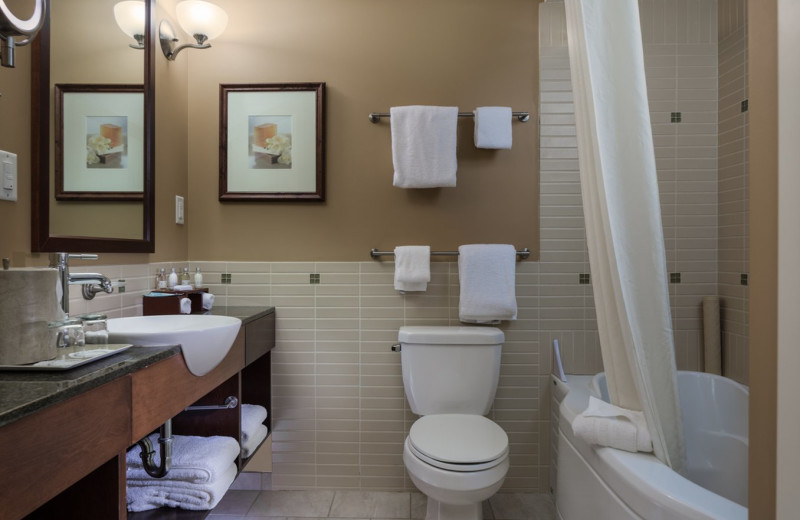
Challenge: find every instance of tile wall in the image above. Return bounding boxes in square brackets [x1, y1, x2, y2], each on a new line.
[717, 0, 749, 384]
[539, 0, 719, 376]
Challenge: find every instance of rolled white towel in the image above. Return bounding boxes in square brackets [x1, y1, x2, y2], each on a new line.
[393, 246, 431, 292]
[202, 292, 215, 310]
[241, 404, 268, 443]
[127, 434, 240, 484]
[179, 297, 192, 314]
[571, 396, 653, 453]
[242, 424, 269, 459]
[126, 462, 237, 512]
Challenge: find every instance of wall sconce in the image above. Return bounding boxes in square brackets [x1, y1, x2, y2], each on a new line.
[114, 1, 146, 50]
[159, 0, 227, 61]
[0, 0, 46, 68]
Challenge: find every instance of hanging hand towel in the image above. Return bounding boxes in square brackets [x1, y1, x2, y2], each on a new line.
[127, 434, 240, 484]
[458, 244, 517, 322]
[126, 462, 237, 512]
[473, 106, 513, 149]
[394, 246, 431, 292]
[571, 396, 653, 453]
[391, 106, 458, 188]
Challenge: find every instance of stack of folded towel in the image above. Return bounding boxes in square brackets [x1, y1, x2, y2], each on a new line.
[241, 403, 269, 459]
[126, 434, 239, 512]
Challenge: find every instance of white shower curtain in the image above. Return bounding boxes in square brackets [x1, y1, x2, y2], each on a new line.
[564, 0, 685, 471]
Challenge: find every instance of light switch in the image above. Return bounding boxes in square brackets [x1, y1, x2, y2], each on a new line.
[175, 195, 184, 224]
[0, 151, 17, 202]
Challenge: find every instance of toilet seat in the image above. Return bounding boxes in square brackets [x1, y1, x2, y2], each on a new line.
[408, 414, 509, 472]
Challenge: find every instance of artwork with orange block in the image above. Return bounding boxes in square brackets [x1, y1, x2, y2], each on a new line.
[86, 116, 127, 169]
[248, 115, 292, 169]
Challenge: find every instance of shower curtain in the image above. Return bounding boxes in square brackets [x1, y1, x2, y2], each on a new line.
[564, 0, 685, 471]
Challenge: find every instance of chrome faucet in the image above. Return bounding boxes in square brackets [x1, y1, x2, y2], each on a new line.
[50, 253, 114, 315]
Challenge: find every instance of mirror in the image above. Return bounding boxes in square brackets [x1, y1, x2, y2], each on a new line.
[31, 0, 154, 252]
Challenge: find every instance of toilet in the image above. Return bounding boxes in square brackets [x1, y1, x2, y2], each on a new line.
[398, 326, 509, 520]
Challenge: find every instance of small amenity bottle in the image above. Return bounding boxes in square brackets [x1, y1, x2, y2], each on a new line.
[194, 267, 203, 288]
[157, 268, 167, 289]
[181, 267, 191, 285]
[168, 267, 178, 289]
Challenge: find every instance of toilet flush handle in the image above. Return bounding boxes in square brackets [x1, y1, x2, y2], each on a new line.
[391, 343, 401, 352]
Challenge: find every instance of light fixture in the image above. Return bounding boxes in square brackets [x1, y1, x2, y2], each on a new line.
[159, 0, 227, 61]
[0, 0, 46, 68]
[114, 1, 146, 50]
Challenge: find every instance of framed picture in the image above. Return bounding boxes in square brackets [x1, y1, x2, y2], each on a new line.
[55, 84, 144, 201]
[220, 83, 326, 201]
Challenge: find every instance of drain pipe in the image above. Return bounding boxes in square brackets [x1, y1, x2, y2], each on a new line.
[136, 419, 173, 478]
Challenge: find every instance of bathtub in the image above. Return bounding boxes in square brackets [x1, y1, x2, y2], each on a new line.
[553, 371, 748, 520]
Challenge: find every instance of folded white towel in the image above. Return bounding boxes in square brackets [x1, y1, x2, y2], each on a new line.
[393, 246, 431, 292]
[127, 434, 240, 484]
[241, 404, 268, 443]
[242, 424, 269, 459]
[458, 244, 517, 322]
[391, 105, 458, 188]
[174, 284, 193, 291]
[474, 106, 513, 149]
[202, 292, 215, 310]
[126, 462, 237, 512]
[572, 396, 653, 453]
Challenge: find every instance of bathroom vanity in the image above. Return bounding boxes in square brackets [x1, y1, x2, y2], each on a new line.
[0, 306, 275, 520]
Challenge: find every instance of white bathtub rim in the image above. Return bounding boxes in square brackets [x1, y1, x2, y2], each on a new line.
[555, 374, 747, 520]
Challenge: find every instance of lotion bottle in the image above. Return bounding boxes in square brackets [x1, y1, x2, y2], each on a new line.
[194, 267, 203, 288]
[168, 267, 178, 288]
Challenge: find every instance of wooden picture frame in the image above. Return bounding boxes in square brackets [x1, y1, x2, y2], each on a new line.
[54, 84, 144, 201]
[219, 83, 325, 201]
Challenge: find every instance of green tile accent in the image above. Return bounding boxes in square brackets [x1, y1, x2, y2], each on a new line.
[670, 111, 682, 123]
[670, 272, 681, 284]
[741, 99, 749, 112]
[579, 273, 591, 285]
[310, 273, 320, 284]
[221, 273, 232, 284]
[117, 280, 126, 294]
[741, 273, 748, 286]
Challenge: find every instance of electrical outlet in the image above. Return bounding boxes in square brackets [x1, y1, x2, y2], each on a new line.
[175, 195, 184, 224]
[0, 150, 17, 202]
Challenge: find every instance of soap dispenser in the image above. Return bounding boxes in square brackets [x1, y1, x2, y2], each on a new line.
[168, 267, 178, 288]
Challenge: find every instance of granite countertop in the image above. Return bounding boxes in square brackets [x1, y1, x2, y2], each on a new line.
[0, 306, 274, 429]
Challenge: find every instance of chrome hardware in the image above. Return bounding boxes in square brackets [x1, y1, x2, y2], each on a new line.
[391, 343, 401, 352]
[184, 396, 238, 411]
[371, 247, 531, 261]
[368, 111, 531, 124]
[50, 253, 114, 314]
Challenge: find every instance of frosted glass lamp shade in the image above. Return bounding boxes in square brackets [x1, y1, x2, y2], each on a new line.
[114, 1, 146, 39]
[176, 0, 227, 41]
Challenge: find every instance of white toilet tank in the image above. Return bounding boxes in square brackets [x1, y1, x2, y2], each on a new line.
[399, 326, 504, 415]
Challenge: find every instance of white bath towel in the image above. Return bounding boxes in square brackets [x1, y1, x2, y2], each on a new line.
[474, 106, 513, 149]
[127, 434, 240, 484]
[391, 105, 458, 188]
[126, 462, 237, 512]
[242, 424, 269, 459]
[241, 404, 268, 443]
[572, 396, 653, 453]
[458, 244, 517, 323]
[393, 246, 431, 292]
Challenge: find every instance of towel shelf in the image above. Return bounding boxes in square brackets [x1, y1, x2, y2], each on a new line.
[368, 111, 531, 124]
[370, 248, 531, 260]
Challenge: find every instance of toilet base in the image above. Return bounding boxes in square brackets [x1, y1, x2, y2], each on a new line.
[425, 497, 482, 520]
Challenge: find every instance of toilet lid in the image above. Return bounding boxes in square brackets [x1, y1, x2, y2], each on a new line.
[409, 414, 508, 465]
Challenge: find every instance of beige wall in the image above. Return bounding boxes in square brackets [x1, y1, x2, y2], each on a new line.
[185, 0, 539, 262]
[748, 0, 777, 517]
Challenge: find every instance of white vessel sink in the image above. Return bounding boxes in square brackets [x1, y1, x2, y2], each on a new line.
[107, 315, 242, 376]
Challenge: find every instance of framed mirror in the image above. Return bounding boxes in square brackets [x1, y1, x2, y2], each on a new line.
[31, 0, 155, 252]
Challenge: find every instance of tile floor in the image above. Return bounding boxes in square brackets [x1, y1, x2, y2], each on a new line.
[208, 490, 556, 520]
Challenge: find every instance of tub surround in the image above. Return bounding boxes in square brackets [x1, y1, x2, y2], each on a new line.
[0, 306, 274, 519]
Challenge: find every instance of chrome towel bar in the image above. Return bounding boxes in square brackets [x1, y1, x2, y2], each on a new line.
[368, 111, 531, 124]
[370, 248, 531, 260]
[184, 396, 238, 411]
